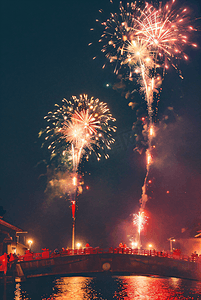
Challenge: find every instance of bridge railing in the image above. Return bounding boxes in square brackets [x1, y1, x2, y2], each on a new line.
[12, 247, 201, 264]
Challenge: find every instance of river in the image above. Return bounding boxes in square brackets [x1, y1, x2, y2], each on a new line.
[3, 275, 201, 299]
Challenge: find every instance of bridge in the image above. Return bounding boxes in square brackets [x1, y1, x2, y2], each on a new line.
[1, 247, 200, 283]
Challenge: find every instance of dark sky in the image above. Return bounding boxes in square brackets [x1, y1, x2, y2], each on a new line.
[1, 0, 201, 252]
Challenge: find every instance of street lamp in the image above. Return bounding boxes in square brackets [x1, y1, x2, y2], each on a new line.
[168, 237, 175, 253]
[28, 239, 33, 251]
[148, 244, 153, 249]
[76, 242, 81, 249]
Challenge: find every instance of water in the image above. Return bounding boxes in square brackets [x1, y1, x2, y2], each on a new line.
[3, 275, 201, 299]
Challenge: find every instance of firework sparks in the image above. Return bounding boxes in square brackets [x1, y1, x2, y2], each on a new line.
[98, 0, 197, 131]
[41, 94, 116, 199]
[98, 0, 197, 118]
[99, 0, 196, 81]
[42, 94, 116, 172]
[98, 0, 197, 215]
[133, 210, 148, 247]
[133, 211, 148, 233]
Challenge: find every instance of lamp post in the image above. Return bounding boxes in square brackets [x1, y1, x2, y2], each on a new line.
[28, 239, 33, 251]
[168, 237, 175, 253]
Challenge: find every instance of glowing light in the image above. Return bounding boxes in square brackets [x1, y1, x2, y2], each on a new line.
[27, 240, 33, 250]
[147, 151, 152, 166]
[131, 242, 138, 248]
[72, 176, 77, 186]
[149, 125, 154, 137]
[76, 242, 82, 249]
[168, 237, 176, 252]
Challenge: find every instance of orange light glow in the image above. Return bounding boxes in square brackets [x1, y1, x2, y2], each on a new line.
[27, 239, 33, 250]
[72, 176, 77, 186]
[149, 125, 154, 137]
[147, 151, 152, 165]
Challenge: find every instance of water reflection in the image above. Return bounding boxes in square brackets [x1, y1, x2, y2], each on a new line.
[14, 283, 22, 300]
[47, 277, 98, 300]
[114, 276, 201, 299]
[8, 275, 201, 300]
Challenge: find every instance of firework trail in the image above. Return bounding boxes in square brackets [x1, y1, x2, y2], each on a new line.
[97, 0, 197, 222]
[40, 94, 116, 248]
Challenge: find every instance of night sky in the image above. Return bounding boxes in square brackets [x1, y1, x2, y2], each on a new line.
[1, 0, 201, 252]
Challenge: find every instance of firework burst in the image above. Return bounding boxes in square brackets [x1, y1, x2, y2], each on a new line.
[97, 0, 197, 207]
[97, 0, 197, 119]
[41, 94, 116, 172]
[99, 0, 196, 81]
